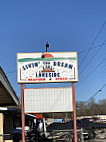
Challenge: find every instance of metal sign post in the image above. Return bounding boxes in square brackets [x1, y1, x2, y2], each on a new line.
[72, 82, 77, 142]
[21, 84, 25, 142]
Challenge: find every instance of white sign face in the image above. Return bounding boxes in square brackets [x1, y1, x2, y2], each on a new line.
[24, 87, 73, 113]
[17, 52, 78, 83]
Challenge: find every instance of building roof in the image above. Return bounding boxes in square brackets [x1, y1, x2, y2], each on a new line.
[0, 66, 20, 106]
[0, 107, 36, 120]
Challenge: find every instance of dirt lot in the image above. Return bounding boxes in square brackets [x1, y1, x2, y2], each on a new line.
[86, 139, 106, 142]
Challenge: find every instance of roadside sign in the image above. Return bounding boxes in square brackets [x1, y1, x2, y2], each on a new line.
[17, 52, 78, 83]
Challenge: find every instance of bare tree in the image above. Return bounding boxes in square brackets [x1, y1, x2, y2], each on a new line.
[76, 99, 106, 117]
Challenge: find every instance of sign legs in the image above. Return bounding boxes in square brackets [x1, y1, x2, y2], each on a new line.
[21, 83, 77, 142]
[72, 82, 77, 142]
[21, 84, 25, 142]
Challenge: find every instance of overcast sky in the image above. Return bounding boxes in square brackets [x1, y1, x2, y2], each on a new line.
[0, 0, 106, 102]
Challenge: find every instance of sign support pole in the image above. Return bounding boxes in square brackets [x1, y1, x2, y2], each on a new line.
[21, 84, 25, 142]
[72, 82, 77, 142]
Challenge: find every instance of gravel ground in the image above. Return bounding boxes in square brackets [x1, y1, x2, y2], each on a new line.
[86, 139, 106, 142]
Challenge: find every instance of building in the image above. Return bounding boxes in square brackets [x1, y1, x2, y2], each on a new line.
[0, 66, 35, 142]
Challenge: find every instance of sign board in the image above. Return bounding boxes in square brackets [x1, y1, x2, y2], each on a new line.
[24, 87, 73, 113]
[17, 52, 78, 83]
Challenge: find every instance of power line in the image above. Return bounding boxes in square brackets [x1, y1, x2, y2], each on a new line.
[4, 40, 106, 76]
[79, 39, 106, 76]
[78, 42, 106, 54]
[6, 70, 17, 74]
[79, 21, 106, 68]
[5, 54, 106, 77]
[77, 83, 106, 108]
[78, 64, 106, 91]
[77, 57, 106, 87]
